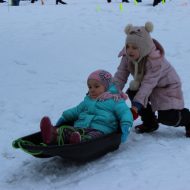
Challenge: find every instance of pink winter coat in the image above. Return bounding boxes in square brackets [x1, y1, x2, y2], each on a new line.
[114, 40, 184, 112]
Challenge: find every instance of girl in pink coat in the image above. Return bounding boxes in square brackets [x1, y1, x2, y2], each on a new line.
[114, 21, 190, 137]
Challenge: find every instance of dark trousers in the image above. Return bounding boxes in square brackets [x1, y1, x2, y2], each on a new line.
[127, 89, 190, 128]
[56, 0, 66, 4]
[153, 0, 163, 6]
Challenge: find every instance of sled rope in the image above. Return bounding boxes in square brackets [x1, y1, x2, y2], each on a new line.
[57, 125, 75, 146]
[12, 139, 47, 156]
[57, 125, 88, 145]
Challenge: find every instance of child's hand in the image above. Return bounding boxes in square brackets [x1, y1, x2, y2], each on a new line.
[130, 107, 139, 120]
[131, 101, 143, 120]
[132, 101, 143, 112]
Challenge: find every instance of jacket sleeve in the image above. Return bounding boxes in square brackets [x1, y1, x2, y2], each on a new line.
[113, 56, 130, 91]
[114, 101, 133, 142]
[56, 101, 85, 126]
[134, 59, 162, 107]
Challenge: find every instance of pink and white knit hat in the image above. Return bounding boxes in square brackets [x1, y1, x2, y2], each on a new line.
[87, 70, 113, 90]
[87, 70, 128, 101]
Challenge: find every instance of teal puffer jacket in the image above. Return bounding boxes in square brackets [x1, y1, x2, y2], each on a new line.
[57, 96, 133, 142]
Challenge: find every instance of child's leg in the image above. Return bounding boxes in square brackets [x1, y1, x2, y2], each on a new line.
[153, 0, 162, 6]
[127, 89, 159, 133]
[55, 126, 104, 145]
[80, 128, 104, 142]
[62, 127, 104, 144]
[158, 108, 190, 137]
[40, 121, 77, 145]
[136, 103, 159, 133]
[57, 126, 79, 144]
[57, 127, 101, 144]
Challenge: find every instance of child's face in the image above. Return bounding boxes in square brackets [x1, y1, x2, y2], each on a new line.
[87, 79, 106, 99]
[126, 43, 140, 61]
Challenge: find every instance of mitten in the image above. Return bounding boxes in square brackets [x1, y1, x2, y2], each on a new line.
[121, 125, 132, 143]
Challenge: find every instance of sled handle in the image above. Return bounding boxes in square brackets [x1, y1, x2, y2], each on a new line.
[12, 139, 47, 156]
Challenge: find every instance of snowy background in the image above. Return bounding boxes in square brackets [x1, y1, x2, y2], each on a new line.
[0, 0, 190, 189]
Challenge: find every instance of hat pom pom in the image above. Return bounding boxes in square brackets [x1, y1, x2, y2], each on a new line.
[145, 22, 153, 33]
[124, 24, 133, 35]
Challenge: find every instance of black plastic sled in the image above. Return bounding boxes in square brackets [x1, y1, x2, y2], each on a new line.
[12, 131, 121, 162]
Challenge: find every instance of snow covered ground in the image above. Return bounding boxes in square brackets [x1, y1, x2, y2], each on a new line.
[0, 0, 190, 189]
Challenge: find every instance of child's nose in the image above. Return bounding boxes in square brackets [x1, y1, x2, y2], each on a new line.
[128, 48, 132, 53]
[91, 88, 95, 92]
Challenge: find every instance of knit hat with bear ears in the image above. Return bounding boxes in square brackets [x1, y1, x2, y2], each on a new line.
[125, 21, 154, 59]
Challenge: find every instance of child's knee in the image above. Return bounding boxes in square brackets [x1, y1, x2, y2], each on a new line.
[158, 110, 181, 126]
[179, 108, 190, 126]
[158, 108, 190, 127]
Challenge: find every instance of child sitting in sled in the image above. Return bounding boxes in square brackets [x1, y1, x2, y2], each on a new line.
[40, 70, 133, 145]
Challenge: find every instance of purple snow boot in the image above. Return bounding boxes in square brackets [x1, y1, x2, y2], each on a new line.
[69, 131, 81, 144]
[40, 116, 57, 144]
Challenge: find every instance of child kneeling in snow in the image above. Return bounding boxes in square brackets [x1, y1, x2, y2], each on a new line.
[114, 21, 190, 137]
[40, 70, 133, 145]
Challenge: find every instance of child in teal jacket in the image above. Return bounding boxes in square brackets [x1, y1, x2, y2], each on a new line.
[40, 70, 133, 145]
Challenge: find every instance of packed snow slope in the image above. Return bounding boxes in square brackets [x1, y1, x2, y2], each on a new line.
[0, 0, 190, 190]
